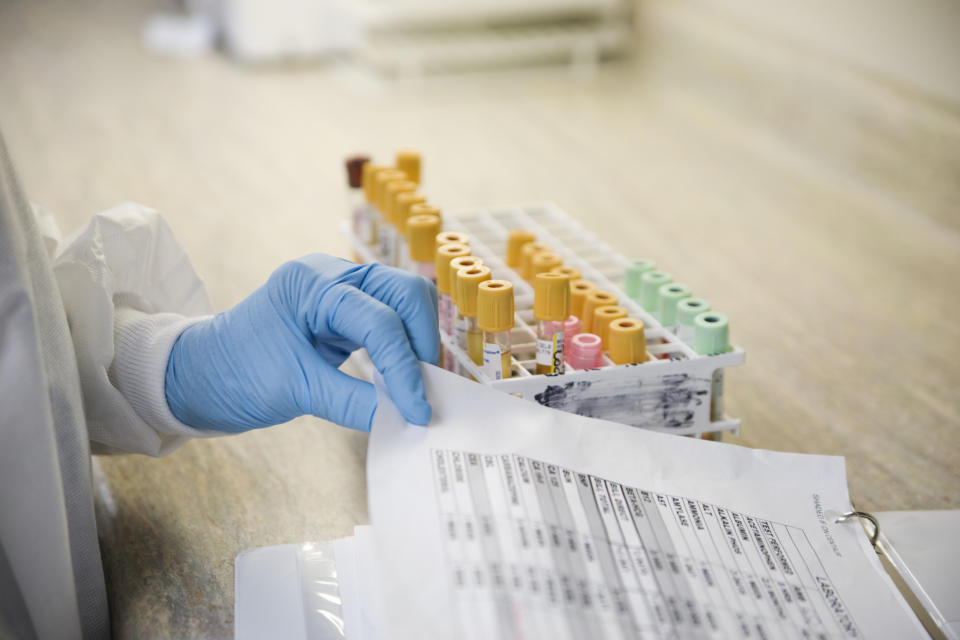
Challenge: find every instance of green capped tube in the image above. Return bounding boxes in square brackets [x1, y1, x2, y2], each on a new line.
[639, 270, 672, 317]
[675, 298, 710, 345]
[657, 283, 691, 330]
[624, 259, 655, 300]
[694, 311, 731, 423]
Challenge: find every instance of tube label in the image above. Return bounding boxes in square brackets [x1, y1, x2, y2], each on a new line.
[483, 343, 505, 380]
[536, 334, 565, 374]
[378, 225, 396, 266]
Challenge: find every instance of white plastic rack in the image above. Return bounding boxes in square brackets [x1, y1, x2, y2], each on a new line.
[343, 202, 744, 437]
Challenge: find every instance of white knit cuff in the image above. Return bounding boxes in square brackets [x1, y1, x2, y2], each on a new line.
[109, 308, 214, 438]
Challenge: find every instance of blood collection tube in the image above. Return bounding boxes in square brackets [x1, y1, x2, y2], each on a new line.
[520, 242, 551, 280]
[533, 272, 570, 375]
[693, 311, 731, 423]
[531, 251, 562, 279]
[435, 231, 469, 251]
[477, 280, 514, 380]
[449, 255, 484, 365]
[395, 193, 428, 269]
[406, 214, 442, 281]
[382, 179, 417, 267]
[609, 318, 647, 365]
[566, 333, 603, 370]
[624, 259, 655, 303]
[455, 265, 492, 368]
[435, 243, 471, 370]
[593, 306, 628, 349]
[395, 149, 421, 185]
[569, 279, 596, 320]
[345, 155, 369, 240]
[372, 169, 406, 262]
[639, 270, 672, 318]
[580, 290, 617, 334]
[505, 230, 535, 270]
[563, 315, 580, 346]
[675, 298, 710, 345]
[359, 163, 387, 246]
[551, 265, 581, 281]
[657, 283, 692, 333]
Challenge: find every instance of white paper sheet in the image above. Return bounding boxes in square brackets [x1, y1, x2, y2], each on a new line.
[367, 365, 925, 640]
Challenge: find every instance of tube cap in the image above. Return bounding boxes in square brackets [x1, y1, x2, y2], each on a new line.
[677, 298, 710, 327]
[407, 214, 442, 262]
[657, 283, 692, 327]
[395, 149, 421, 184]
[567, 333, 603, 370]
[456, 265, 491, 318]
[374, 169, 406, 214]
[521, 242, 551, 280]
[506, 230, 536, 269]
[345, 155, 369, 188]
[551, 265, 581, 281]
[385, 180, 417, 225]
[531, 251, 562, 278]
[435, 243, 471, 294]
[397, 193, 428, 236]
[448, 256, 483, 307]
[569, 279, 596, 320]
[693, 312, 730, 355]
[534, 273, 571, 322]
[593, 306, 628, 348]
[624, 259, 656, 299]
[581, 290, 618, 334]
[362, 163, 388, 203]
[609, 318, 647, 365]
[477, 280, 514, 333]
[639, 270, 672, 313]
[436, 231, 469, 251]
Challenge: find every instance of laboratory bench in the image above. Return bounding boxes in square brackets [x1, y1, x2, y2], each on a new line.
[1, 0, 957, 636]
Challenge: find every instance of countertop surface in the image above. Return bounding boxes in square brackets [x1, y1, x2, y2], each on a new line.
[1, 0, 958, 637]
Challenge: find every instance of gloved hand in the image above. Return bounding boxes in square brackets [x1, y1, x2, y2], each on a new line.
[164, 254, 440, 432]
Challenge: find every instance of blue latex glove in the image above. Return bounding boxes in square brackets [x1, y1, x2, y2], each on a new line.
[164, 254, 440, 432]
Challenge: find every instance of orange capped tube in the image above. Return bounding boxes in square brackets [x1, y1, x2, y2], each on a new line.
[609, 318, 647, 365]
[593, 306, 628, 349]
[581, 290, 618, 334]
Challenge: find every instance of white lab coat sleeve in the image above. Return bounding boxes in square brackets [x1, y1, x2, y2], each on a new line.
[48, 202, 224, 456]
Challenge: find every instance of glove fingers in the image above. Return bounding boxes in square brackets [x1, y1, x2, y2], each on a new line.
[359, 264, 441, 366]
[307, 359, 378, 431]
[324, 284, 432, 425]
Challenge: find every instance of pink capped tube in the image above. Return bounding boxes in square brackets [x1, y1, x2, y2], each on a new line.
[566, 333, 603, 370]
[563, 315, 580, 344]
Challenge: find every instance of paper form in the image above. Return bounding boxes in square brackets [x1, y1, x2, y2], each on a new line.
[367, 365, 926, 640]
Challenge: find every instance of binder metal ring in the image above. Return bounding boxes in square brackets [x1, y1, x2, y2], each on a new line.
[835, 511, 880, 547]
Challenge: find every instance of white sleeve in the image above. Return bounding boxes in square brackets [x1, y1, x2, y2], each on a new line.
[50, 202, 223, 456]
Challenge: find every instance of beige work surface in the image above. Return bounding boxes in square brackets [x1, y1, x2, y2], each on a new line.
[2, 0, 958, 637]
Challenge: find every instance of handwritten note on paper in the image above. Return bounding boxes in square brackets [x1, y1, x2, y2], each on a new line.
[367, 365, 925, 640]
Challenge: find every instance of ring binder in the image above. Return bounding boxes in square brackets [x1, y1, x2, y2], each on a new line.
[836, 510, 880, 546]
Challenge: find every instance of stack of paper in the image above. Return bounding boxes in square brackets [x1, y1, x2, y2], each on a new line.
[237, 365, 927, 639]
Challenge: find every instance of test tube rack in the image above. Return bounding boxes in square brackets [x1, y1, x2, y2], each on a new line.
[343, 203, 744, 437]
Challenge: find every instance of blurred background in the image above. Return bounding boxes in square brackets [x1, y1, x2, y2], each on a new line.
[1, 0, 958, 636]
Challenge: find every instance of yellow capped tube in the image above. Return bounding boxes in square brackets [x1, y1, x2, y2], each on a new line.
[534, 272, 570, 374]
[372, 169, 406, 263]
[455, 265, 491, 367]
[395, 192, 427, 238]
[609, 318, 647, 365]
[505, 230, 536, 269]
[435, 231, 469, 251]
[436, 243, 472, 372]
[593, 306, 628, 349]
[359, 164, 387, 245]
[395, 149, 421, 184]
[581, 290, 618, 334]
[407, 214, 442, 281]
[551, 265, 581, 281]
[569, 279, 596, 322]
[477, 280, 514, 380]
[520, 242, 551, 280]
[531, 251, 563, 278]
